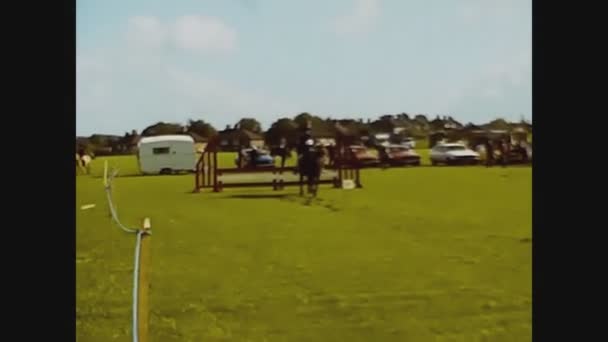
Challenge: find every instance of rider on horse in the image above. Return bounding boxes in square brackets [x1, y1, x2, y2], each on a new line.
[296, 127, 313, 174]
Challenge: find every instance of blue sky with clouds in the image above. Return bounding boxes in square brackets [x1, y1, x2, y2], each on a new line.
[77, 0, 531, 136]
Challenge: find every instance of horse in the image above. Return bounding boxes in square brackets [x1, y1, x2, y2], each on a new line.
[76, 153, 93, 174]
[298, 145, 326, 197]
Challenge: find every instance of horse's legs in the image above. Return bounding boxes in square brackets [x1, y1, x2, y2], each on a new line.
[311, 177, 318, 197]
[299, 173, 304, 196]
[307, 176, 312, 194]
[306, 174, 315, 195]
[313, 170, 321, 197]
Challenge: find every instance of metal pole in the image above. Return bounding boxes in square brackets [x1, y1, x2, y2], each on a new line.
[136, 218, 152, 342]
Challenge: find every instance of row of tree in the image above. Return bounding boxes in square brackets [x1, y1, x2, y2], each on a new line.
[78, 112, 531, 154]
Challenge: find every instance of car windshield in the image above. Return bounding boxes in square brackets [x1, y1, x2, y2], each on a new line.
[445, 145, 466, 151]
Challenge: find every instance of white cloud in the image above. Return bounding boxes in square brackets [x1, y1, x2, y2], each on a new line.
[77, 44, 296, 134]
[165, 67, 297, 125]
[126, 15, 168, 49]
[481, 48, 531, 88]
[481, 87, 501, 98]
[124, 15, 237, 54]
[333, 0, 381, 35]
[428, 49, 531, 120]
[173, 15, 238, 53]
[457, 0, 528, 24]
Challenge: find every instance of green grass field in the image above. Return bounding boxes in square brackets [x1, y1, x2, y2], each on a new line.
[77, 154, 531, 341]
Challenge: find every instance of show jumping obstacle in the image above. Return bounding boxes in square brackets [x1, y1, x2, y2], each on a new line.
[193, 136, 362, 193]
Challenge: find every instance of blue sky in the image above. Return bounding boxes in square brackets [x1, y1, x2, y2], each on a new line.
[77, 0, 531, 136]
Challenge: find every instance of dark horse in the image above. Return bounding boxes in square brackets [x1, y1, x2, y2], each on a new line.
[298, 145, 326, 197]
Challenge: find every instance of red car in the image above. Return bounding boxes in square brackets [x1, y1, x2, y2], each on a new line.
[349, 145, 380, 166]
[380, 145, 421, 166]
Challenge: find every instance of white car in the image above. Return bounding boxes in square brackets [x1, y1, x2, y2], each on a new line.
[402, 137, 416, 149]
[430, 143, 480, 166]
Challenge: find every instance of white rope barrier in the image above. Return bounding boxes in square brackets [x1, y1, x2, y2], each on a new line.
[132, 230, 144, 342]
[103, 160, 151, 342]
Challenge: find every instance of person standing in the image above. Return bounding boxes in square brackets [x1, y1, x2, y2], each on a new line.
[327, 143, 336, 167]
[484, 140, 494, 167]
[296, 128, 313, 174]
[249, 144, 259, 168]
[499, 139, 509, 167]
[278, 137, 288, 169]
[301, 138, 319, 195]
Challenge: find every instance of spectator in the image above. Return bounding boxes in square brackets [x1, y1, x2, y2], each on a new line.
[249, 145, 259, 167]
[499, 139, 509, 167]
[484, 140, 494, 167]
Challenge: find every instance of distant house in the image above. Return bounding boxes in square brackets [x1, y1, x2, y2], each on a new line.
[430, 116, 463, 131]
[310, 125, 337, 146]
[509, 126, 529, 143]
[445, 117, 463, 130]
[217, 127, 265, 151]
[482, 118, 511, 131]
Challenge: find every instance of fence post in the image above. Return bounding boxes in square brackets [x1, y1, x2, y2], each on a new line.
[137, 218, 152, 342]
[213, 151, 220, 192]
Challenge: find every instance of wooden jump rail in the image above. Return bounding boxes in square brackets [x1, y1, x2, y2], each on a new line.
[193, 140, 362, 193]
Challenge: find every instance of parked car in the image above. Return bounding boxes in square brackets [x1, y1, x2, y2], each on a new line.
[349, 145, 380, 166]
[402, 137, 416, 149]
[235, 148, 275, 168]
[430, 143, 480, 166]
[379, 145, 421, 166]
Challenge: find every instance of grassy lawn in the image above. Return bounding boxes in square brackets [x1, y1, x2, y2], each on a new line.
[77, 155, 531, 341]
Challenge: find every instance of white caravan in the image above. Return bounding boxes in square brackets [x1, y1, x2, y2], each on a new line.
[137, 135, 196, 174]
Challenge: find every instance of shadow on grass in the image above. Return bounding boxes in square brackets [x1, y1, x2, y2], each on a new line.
[88, 172, 195, 179]
[211, 193, 342, 212]
[222, 193, 292, 200]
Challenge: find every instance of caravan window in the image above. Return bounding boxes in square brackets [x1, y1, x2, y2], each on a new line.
[152, 147, 170, 155]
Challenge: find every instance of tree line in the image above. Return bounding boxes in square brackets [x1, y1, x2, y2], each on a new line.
[77, 112, 531, 155]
